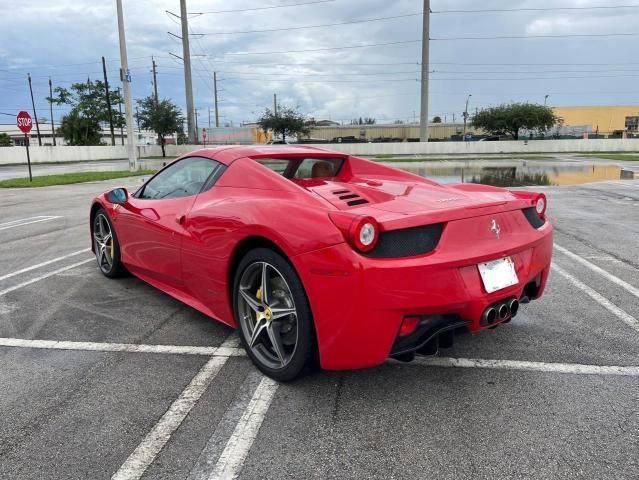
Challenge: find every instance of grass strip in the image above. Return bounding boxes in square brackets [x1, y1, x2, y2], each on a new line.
[577, 154, 639, 161]
[0, 170, 156, 188]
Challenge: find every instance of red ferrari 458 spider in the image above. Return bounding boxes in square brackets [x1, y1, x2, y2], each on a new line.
[90, 146, 552, 380]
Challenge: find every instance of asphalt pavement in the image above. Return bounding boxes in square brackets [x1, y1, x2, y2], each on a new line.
[0, 170, 637, 479]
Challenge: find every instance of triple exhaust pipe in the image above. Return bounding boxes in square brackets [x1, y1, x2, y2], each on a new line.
[481, 298, 519, 325]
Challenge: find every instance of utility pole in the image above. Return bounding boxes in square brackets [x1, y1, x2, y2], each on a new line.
[118, 87, 124, 146]
[48, 78, 56, 146]
[214, 71, 219, 128]
[463, 94, 472, 138]
[152, 56, 159, 104]
[273, 93, 278, 116]
[115, 0, 138, 171]
[27, 74, 42, 146]
[419, 0, 430, 143]
[208, 108, 211, 129]
[194, 108, 199, 144]
[179, 0, 196, 143]
[102, 56, 116, 146]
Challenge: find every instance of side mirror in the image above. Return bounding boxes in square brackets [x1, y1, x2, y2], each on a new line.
[107, 188, 128, 204]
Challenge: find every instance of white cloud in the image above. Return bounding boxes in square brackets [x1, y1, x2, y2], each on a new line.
[1, 0, 638, 125]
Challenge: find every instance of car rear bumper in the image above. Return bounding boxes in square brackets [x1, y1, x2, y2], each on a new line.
[293, 221, 553, 370]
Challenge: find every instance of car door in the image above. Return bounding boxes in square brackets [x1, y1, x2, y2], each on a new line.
[116, 156, 223, 290]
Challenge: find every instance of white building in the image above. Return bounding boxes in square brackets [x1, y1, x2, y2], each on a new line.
[0, 123, 157, 146]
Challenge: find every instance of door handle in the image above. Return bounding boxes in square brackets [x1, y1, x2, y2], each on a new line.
[176, 214, 186, 225]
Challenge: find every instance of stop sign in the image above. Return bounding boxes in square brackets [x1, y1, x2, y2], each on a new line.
[17, 111, 33, 134]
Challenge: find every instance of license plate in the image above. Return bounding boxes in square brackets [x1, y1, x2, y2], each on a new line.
[478, 257, 519, 294]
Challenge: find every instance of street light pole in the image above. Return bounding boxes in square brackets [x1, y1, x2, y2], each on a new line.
[544, 94, 549, 106]
[115, 0, 138, 171]
[463, 94, 472, 137]
[419, 0, 430, 143]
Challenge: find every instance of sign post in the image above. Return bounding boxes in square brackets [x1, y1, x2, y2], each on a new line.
[16, 111, 33, 181]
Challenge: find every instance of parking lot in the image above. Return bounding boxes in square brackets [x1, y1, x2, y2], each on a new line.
[0, 171, 638, 479]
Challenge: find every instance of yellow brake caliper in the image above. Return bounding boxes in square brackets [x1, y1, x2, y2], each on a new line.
[255, 287, 263, 321]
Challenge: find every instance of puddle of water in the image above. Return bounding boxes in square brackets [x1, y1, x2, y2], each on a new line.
[401, 163, 633, 187]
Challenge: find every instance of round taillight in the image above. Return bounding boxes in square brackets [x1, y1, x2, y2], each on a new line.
[535, 194, 547, 215]
[360, 223, 376, 246]
[350, 216, 379, 252]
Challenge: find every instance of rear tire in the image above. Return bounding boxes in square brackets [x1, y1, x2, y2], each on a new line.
[93, 208, 126, 278]
[233, 248, 316, 382]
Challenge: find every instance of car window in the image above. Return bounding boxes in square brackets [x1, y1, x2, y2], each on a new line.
[255, 157, 344, 179]
[256, 158, 290, 175]
[138, 157, 223, 200]
[294, 158, 341, 179]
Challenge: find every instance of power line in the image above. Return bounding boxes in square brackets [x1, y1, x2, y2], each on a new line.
[191, 0, 336, 15]
[429, 61, 639, 66]
[432, 4, 639, 14]
[201, 12, 421, 35]
[217, 69, 424, 77]
[432, 33, 639, 41]
[222, 77, 418, 83]
[222, 39, 421, 55]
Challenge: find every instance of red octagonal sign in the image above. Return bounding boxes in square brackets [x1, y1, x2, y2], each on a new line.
[17, 111, 33, 134]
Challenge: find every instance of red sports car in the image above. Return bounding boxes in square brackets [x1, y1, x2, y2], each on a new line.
[90, 146, 552, 381]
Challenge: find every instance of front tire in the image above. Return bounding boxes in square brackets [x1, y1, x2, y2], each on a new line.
[233, 248, 316, 382]
[93, 208, 126, 278]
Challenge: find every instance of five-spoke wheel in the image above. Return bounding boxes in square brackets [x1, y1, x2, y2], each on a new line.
[234, 248, 316, 381]
[93, 209, 125, 278]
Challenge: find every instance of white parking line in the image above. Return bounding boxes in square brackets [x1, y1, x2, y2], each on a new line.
[0, 258, 94, 296]
[0, 337, 245, 357]
[111, 336, 238, 480]
[208, 376, 279, 480]
[417, 357, 639, 377]
[0, 215, 61, 231]
[552, 263, 639, 334]
[555, 243, 639, 299]
[0, 248, 90, 281]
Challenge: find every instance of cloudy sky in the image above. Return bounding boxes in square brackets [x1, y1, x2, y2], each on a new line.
[1, 0, 639, 127]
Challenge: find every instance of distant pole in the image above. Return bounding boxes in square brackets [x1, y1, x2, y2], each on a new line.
[27, 74, 42, 146]
[118, 87, 124, 146]
[180, 0, 196, 143]
[135, 106, 140, 129]
[214, 71, 219, 128]
[102, 56, 116, 146]
[273, 93, 278, 116]
[115, 0, 138, 170]
[419, 0, 430, 143]
[25, 134, 32, 181]
[48, 78, 56, 146]
[463, 94, 472, 137]
[195, 109, 200, 144]
[152, 56, 159, 103]
[544, 94, 549, 106]
[208, 107, 211, 129]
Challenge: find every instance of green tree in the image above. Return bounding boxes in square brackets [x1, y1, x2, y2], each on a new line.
[471, 103, 561, 140]
[0, 133, 12, 146]
[433, 116, 442, 123]
[258, 105, 310, 142]
[48, 80, 124, 145]
[177, 131, 188, 145]
[136, 96, 184, 157]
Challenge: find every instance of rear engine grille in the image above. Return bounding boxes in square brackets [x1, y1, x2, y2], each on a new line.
[363, 223, 444, 258]
[332, 190, 369, 207]
[522, 207, 545, 229]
